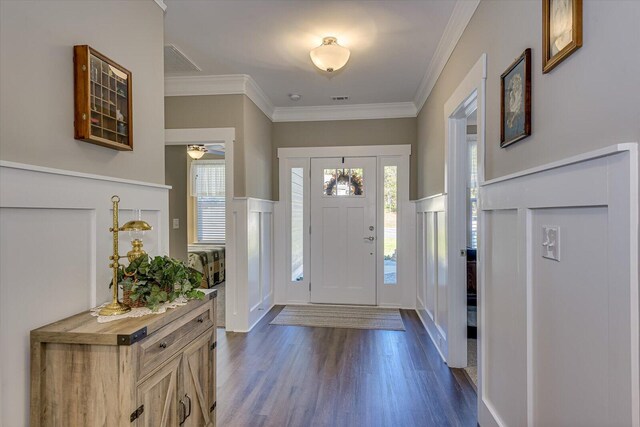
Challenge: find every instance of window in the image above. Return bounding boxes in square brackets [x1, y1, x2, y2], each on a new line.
[384, 165, 397, 285]
[291, 168, 304, 281]
[191, 160, 225, 243]
[322, 168, 364, 196]
[468, 138, 478, 249]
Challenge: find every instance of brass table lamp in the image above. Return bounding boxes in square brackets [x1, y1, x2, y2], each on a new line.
[99, 196, 153, 316]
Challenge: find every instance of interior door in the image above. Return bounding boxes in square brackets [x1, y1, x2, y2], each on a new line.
[310, 157, 377, 305]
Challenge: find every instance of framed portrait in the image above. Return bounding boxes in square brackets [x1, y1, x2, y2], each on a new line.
[543, 0, 583, 73]
[500, 48, 531, 148]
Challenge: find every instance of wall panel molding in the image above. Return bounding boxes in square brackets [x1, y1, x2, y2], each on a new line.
[478, 143, 639, 427]
[228, 197, 275, 332]
[0, 163, 169, 426]
[415, 193, 448, 362]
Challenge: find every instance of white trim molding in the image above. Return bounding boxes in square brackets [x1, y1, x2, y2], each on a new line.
[275, 144, 415, 309]
[272, 102, 417, 122]
[1, 162, 170, 426]
[414, 0, 480, 111]
[0, 160, 171, 190]
[153, 0, 167, 12]
[165, 127, 235, 146]
[165, 74, 275, 119]
[162, 1, 479, 123]
[278, 144, 411, 159]
[478, 143, 639, 427]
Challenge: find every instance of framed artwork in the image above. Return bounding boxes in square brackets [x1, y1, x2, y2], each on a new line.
[74, 45, 133, 151]
[542, 0, 583, 73]
[500, 48, 531, 148]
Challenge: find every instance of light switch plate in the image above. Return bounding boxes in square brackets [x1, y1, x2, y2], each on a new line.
[542, 226, 560, 261]
[172, 218, 180, 229]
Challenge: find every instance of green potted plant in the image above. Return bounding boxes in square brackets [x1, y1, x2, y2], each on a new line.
[116, 254, 204, 311]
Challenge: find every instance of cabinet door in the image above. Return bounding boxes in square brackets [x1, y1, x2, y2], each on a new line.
[182, 328, 216, 427]
[136, 354, 181, 427]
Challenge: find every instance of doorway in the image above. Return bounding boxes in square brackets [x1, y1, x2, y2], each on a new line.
[276, 145, 412, 308]
[309, 157, 377, 305]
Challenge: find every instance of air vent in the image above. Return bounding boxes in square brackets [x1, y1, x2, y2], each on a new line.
[331, 96, 349, 101]
[164, 44, 201, 73]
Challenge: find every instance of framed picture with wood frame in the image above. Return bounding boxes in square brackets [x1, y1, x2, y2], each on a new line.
[542, 0, 583, 73]
[74, 45, 133, 151]
[500, 48, 531, 148]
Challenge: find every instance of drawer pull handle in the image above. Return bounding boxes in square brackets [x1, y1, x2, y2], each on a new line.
[197, 317, 204, 323]
[159, 342, 167, 349]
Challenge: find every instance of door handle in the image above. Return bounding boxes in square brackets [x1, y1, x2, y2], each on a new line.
[364, 236, 375, 241]
[179, 399, 187, 425]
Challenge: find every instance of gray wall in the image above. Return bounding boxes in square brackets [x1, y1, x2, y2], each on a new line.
[272, 118, 418, 200]
[244, 96, 273, 200]
[0, 0, 165, 184]
[165, 146, 188, 262]
[417, 0, 640, 198]
[165, 94, 273, 200]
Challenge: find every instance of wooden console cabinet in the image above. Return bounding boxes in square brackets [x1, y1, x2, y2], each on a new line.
[30, 291, 217, 426]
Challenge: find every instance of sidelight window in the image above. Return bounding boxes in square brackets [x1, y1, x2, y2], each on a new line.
[384, 165, 398, 285]
[291, 167, 304, 281]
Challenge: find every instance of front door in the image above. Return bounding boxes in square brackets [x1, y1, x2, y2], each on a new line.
[310, 157, 377, 305]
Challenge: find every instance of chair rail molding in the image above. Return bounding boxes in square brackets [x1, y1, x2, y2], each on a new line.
[477, 143, 638, 427]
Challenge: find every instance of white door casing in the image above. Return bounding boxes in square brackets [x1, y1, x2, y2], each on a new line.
[310, 157, 377, 305]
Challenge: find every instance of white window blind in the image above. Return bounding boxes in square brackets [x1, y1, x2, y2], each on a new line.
[191, 160, 225, 243]
[191, 160, 225, 197]
[467, 140, 478, 249]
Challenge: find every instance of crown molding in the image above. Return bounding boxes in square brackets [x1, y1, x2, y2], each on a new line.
[413, 0, 480, 112]
[271, 102, 417, 122]
[153, 0, 167, 12]
[163, 0, 478, 123]
[165, 74, 275, 118]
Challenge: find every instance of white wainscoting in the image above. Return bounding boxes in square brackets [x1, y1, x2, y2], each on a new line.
[227, 197, 275, 332]
[478, 144, 639, 427]
[0, 161, 169, 427]
[415, 194, 448, 361]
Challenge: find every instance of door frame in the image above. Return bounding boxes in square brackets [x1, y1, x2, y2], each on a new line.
[276, 145, 413, 308]
[443, 53, 487, 370]
[164, 127, 237, 330]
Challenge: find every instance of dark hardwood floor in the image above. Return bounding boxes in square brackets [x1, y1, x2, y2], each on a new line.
[217, 306, 477, 427]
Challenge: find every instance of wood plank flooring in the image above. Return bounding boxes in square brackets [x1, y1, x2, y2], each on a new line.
[217, 306, 477, 427]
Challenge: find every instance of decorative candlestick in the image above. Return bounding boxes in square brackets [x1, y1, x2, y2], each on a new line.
[99, 195, 131, 316]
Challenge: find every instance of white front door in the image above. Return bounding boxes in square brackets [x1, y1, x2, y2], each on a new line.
[310, 157, 377, 305]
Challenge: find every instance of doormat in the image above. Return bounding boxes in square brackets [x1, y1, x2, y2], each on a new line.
[270, 305, 405, 331]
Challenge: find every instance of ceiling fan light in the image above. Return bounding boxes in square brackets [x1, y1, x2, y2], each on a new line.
[187, 145, 207, 160]
[310, 37, 350, 72]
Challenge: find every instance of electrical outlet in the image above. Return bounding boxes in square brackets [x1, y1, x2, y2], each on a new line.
[542, 226, 560, 261]
[172, 218, 180, 229]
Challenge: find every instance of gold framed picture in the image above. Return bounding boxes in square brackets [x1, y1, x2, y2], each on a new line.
[543, 0, 583, 73]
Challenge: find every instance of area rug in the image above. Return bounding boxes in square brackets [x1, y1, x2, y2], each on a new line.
[270, 305, 405, 331]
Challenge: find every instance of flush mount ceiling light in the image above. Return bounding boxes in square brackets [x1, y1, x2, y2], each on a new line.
[310, 37, 350, 72]
[187, 145, 207, 160]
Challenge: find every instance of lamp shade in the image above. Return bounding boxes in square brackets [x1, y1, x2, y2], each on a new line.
[310, 37, 350, 72]
[187, 145, 207, 160]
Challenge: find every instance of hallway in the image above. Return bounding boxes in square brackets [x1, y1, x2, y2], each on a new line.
[217, 306, 477, 426]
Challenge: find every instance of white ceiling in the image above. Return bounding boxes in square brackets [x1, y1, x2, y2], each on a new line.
[163, 0, 463, 109]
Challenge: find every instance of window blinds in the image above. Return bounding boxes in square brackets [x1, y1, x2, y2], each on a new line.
[191, 160, 225, 243]
[191, 160, 225, 197]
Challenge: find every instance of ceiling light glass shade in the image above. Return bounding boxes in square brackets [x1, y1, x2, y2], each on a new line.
[187, 145, 207, 160]
[310, 37, 350, 72]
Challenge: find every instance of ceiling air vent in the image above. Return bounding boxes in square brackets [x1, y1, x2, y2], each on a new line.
[164, 44, 201, 73]
[331, 96, 349, 101]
